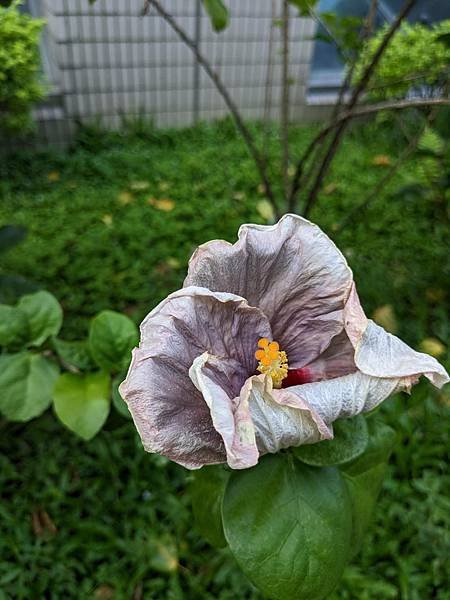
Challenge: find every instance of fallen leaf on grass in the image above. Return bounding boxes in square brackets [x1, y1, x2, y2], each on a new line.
[256, 199, 275, 221]
[94, 585, 115, 599]
[418, 337, 446, 358]
[149, 539, 179, 574]
[324, 182, 337, 195]
[47, 171, 60, 182]
[117, 191, 134, 205]
[425, 288, 446, 303]
[372, 304, 397, 333]
[372, 155, 391, 166]
[130, 180, 150, 191]
[32, 509, 57, 537]
[147, 198, 175, 212]
[166, 257, 181, 269]
[101, 214, 113, 226]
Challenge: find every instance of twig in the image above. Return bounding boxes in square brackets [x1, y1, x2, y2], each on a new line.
[336, 99, 445, 232]
[288, 0, 380, 214]
[143, 0, 276, 206]
[332, 0, 378, 122]
[281, 0, 290, 203]
[287, 95, 448, 214]
[302, 0, 417, 217]
[307, 5, 352, 62]
[287, 0, 416, 214]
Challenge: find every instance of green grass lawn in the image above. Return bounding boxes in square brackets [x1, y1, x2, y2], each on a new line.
[0, 119, 449, 598]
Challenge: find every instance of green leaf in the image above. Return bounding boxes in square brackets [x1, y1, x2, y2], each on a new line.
[340, 418, 397, 557]
[0, 225, 27, 253]
[202, 0, 229, 32]
[289, 0, 318, 17]
[190, 465, 230, 548]
[53, 371, 111, 441]
[111, 375, 131, 419]
[52, 338, 95, 371]
[0, 352, 59, 421]
[17, 291, 63, 347]
[0, 304, 29, 348]
[417, 127, 445, 157]
[293, 415, 369, 467]
[88, 310, 138, 372]
[342, 417, 397, 477]
[222, 454, 352, 600]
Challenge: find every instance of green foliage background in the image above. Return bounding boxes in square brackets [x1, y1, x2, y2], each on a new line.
[0, 0, 45, 133]
[354, 20, 450, 99]
[0, 119, 449, 597]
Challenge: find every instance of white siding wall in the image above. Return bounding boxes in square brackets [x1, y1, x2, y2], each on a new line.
[35, 0, 317, 134]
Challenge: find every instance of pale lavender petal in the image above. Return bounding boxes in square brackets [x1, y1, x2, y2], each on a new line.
[245, 375, 332, 456]
[189, 353, 259, 469]
[120, 347, 225, 469]
[185, 214, 353, 367]
[120, 286, 272, 469]
[299, 329, 357, 383]
[286, 371, 409, 426]
[343, 283, 449, 389]
[353, 320, 449, 389]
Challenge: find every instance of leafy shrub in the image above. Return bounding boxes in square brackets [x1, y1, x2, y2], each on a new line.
[354, 20, 450, 100]
[0, 0, 45, 133]
[0, 289, 136, 437]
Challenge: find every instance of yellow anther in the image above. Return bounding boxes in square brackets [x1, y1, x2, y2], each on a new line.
[255, 338, 288, 388]
[254, 349, 266, 361]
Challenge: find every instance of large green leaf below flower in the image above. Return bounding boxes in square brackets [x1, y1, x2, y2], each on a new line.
[293, 414, 369, 467]
[190, 465, 230, 549]
[222, 453, 353, 600]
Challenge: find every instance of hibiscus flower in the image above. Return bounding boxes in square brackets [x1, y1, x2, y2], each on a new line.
[120, 215, 448, 469]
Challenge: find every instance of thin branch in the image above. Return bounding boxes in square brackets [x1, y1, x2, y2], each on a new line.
[287, 94, 448, 215]
[363, 0, 379, 39]
[332, 0, 378, 122]
[336, 100, 445, 232]
[307, 5, 352, 62]
[281, 0, 290, 202]
[287, 0, 380, 214]
[302, 0, 417, 217]
[143, 0, 276, 206]
[287, 0, 416, 214]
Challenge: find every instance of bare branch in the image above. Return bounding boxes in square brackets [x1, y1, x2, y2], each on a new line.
[302, 0, 417, 217]
[287, 0, 380, 214]
[336, 101, 444, 232]
[337, 79, 449, 232]
[143, 0, 277, 206]
[332, 0, 378, 122]
[288, 0, 416, 214]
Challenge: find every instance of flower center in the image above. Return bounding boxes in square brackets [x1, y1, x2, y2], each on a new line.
[254, 338, 288, 389]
